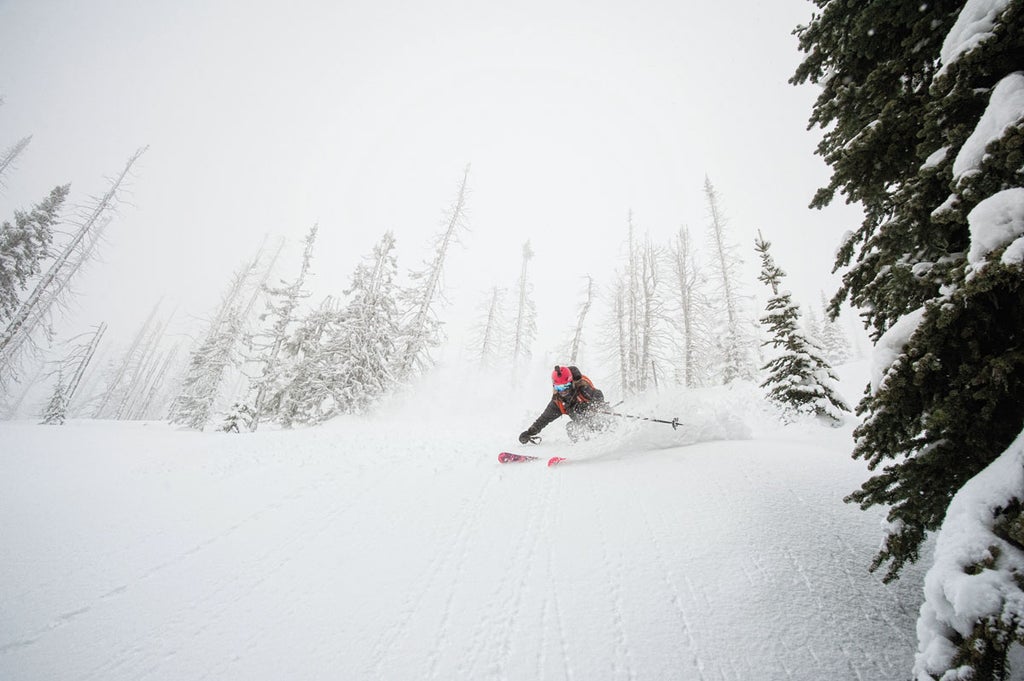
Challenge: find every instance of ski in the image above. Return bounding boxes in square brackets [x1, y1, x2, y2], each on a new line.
[498, 452, 540, 464]
[547, 457, 568, 467]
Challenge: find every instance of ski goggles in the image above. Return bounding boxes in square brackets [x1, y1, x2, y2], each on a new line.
[553, 382, 573, 392]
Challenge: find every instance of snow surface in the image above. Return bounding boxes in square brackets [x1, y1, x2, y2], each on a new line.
[0, 363, 930, 681]
[939, 0, 1013, 76]
[952, 71, 1024, 180]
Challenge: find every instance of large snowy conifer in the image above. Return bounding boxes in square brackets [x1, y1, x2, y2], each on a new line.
[793, 3, 1024, 665]
[755, 232, 848, 423]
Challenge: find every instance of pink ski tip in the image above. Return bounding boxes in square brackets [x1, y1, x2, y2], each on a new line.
[547, 456, 567, 467]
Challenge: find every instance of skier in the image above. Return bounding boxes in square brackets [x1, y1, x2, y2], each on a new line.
[519, 365, 609, 444]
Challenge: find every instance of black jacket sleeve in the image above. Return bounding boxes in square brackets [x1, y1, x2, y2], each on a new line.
[577, 381, 604, 405]
[527, 399, 563, 435]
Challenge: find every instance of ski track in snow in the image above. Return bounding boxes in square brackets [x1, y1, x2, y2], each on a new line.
[0, 420, 929, 681]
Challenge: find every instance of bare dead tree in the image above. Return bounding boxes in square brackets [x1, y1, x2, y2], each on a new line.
[66, 324, 107, 406]
[568, 276, 594, 364]
[132, 343, 181, 420]
[637, 236, 664, 392]
[115, 311, 174, 420]
[396, 165, 471, 380]
[471, 286, 506, 369]
[93, 302, 162, 418]
[510, 240, 536, 379]
[0, 136, 31, 186]
[613, 280, 629, 395]
[669, 225, 710, 387]
[703, 176, 753, 383]
[41, 323, 107, 425]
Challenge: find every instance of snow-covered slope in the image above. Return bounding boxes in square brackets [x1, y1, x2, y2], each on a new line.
[0, 364, 927, 680]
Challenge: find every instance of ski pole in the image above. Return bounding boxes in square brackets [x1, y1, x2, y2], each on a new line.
[597, 409, 681, 430]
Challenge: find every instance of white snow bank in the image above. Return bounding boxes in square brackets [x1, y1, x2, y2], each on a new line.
[967, 187, 1024, 274]
[953, 72, 1024, 180]
[914, 428, 1024, 680]
[871, 307, 927, 394]
[939, 0, 1012, 75]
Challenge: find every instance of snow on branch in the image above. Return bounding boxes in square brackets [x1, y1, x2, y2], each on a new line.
[953, 72, 1024, 181]
[915, 428, 1024, 680]
[939, 0, 1013, 76]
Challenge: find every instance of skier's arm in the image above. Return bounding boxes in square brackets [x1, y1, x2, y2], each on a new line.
[578, 381, 605, 404]
[519, 399, 562, 442]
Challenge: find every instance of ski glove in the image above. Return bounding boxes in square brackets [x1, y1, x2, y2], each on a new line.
[519, 429, 538, 445]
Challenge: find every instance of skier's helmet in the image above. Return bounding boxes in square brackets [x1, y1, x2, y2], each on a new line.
[552, 366, 573, 392]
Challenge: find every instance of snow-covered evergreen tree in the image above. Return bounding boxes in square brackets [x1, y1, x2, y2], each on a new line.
[0, 184, 67, 324]
[816, 292, 851, 365]
[793, 2, 1024, 645]
[285, 232, 400, 423]
[272, 296, 341, 426]
[247, 224, 318, 430]
[510, 240, 536, 380]
[327, 231, 399, 416]
[220, 401, 255, 433]
[40, 370, 68, 425]
[168, 258, 258, 430]
[755, 232, 848, 423]
[396, 166, 470, 381]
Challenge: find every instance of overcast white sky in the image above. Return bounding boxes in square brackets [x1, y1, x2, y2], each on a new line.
[0, 0, 866, 362]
